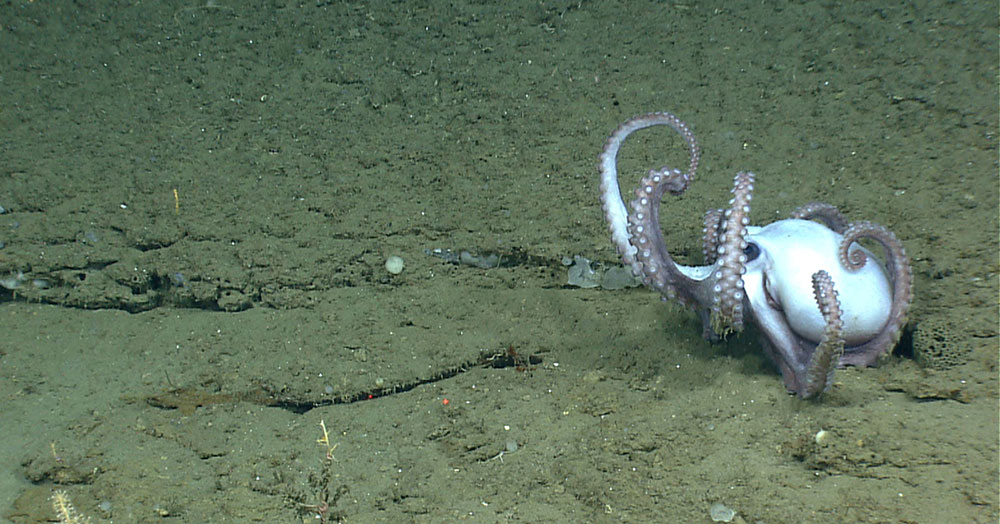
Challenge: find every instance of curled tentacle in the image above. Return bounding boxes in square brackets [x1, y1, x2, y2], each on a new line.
[790, 202, 849, 233]
[802, 270, 845, 398]
[839, 221, 887, 271]
[627, 168, 699, 306]
[837, 221, 913, 366]
[598, 112, 700, 272]
[709, 172, 755, 336]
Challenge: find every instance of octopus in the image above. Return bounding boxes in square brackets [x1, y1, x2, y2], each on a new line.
[599, 112, 913, 398]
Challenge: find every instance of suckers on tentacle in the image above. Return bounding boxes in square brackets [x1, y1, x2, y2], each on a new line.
[708, 172, 754, 336]
[802, 270, 845, 398]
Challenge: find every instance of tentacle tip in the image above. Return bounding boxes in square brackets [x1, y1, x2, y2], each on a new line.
[800, 364, 839, 399]
[845, 250, 868, 271]
[709, 309, 742, 339]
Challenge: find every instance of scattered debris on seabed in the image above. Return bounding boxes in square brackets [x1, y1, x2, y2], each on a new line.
[561, 254, 640, 290]
[424, 248, 640, 290]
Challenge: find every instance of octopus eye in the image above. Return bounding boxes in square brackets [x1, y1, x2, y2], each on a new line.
[743, 242, 761, 262]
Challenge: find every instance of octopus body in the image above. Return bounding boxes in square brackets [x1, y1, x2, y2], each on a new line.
[599, 112, 912, 398]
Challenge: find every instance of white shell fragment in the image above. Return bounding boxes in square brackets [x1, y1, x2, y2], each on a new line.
[384, 255, 405, 275]
[709, 502, 736, 523]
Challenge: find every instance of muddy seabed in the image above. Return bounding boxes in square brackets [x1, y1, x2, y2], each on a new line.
[0, 1, 996, 523]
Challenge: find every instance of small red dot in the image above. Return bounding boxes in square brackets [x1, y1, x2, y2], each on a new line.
[441, 398, 450, 406]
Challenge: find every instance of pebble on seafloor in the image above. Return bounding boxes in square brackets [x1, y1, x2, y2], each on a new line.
[709, 502, 737, 523]
[384, 255, 405, 275]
